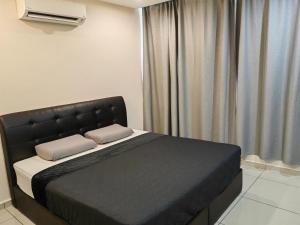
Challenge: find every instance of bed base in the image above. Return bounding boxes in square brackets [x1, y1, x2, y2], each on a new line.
[13, 170, 242, 225]
[1, 97, 242, 225]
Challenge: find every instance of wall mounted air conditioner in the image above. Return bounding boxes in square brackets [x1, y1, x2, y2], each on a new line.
[16, 0, 86, 26]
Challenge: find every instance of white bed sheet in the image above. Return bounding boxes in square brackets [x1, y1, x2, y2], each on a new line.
[13, 129, 148, 198]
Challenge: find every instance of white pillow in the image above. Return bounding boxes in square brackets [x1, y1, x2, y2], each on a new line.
[35, 134, 97, 161]
[84, 124, 134, 144]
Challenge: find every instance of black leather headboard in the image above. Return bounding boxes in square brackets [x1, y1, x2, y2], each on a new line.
[0, 96, 127, 200]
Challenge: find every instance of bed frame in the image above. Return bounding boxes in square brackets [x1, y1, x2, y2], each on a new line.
[0, 96, 242, 225]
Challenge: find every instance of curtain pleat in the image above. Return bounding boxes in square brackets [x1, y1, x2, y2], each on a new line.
[236, 0, 300, 164]
[143, 0, 300, 165]
[143, 1, 178, 135]
[144, 0, 235, 143]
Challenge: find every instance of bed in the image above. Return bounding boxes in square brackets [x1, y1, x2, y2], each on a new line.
[0, 96, 242, 225]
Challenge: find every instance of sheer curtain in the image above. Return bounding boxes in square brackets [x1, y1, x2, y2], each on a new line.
[143, 0, 236, 143]
[236, 0, 300, 164]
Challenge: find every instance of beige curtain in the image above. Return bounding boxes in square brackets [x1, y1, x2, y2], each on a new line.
[143, 0, 236, 143]
[143, 1, 177, 135]
[143, 0, 300, 165]
[236, 0, 300, 164]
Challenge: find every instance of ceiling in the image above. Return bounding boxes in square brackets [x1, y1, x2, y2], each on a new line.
[99, 0, 172, 8]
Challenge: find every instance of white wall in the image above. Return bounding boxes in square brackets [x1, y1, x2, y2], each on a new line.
[0, 0, 143, 203]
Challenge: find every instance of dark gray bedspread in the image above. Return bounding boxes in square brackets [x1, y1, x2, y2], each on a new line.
[32, 133, 241, 225]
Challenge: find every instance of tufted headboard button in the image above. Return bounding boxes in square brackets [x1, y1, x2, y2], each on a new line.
[79, 128, 86, 133]
[0, 96, 127, 191]
[110, 106, 117, 112]
[29, 120, 35, 125]
[95, 109, 102, 115]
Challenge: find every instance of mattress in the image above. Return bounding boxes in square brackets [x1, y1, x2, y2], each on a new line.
[32, 133, 241, 225]
[13, 129, 148, 198]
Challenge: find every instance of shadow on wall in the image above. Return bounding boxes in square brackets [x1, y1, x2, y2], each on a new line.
[21, 20, 77, 34]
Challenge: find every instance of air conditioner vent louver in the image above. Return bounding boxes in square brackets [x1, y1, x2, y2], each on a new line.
[16, 0, 86, 26]
[27, 12, 79, 22]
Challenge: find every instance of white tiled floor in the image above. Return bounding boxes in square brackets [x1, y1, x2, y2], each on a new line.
[216, 163, 300, 225]
[1, 163, 300, 225]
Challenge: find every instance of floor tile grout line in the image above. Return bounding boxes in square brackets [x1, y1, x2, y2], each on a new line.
[0, 217, 15, 225]
[261, 169, 300, 188]
[238, 169, 264, 202]
[219, 184, 254, 223]
[244, 169, 300, 216]
[219, 168, 265, 224]
[242, 168, 266, 178]
[244, 196, 300, 216]
[221, 168, 300, 224]
[218, 195, 243, 224]
[5, 208, 24, 225]
[241, 168, 265, 196]
[259, 176, 300, 189]
[243, 168, 265, 193]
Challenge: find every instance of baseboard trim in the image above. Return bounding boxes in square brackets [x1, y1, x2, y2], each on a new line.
[0, 199, 12, 209]
[242, 158, 300, 175]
